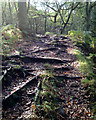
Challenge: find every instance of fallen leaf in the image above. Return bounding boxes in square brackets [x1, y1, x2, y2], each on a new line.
[65, 72, 68, 75]
[68, 71, 71, 73]
[32, 105, 36, 110]
[68, 102, 71, 105]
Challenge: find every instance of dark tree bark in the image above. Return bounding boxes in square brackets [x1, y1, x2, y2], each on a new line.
[86, 2, 90, 31]
[8, 0, 13, 24]
[35, 18, 38, 34]
[18, 0, 30, 34]
[2, 3, 5, 25]
[54, 13, 58, 23]
[46, 2, 80, 34]
[14, 2, 18, 27]
[2, 2, 8, 25]
[27, 0, 30, 13]
[14, 2, 18, 13]
[86, 2, 96, 31]
[60, 3, 80, 34]
[44, 9, 47, 33]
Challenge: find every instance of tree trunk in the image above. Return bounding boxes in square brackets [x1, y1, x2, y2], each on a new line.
[60, 3, 80, 34]
[45, 17, 47, 33]
[27, 0, 30, 13]
[14, 2, 18, 27]
[44, 10, 47, 33]
[60, 9, 72, 34]
[14, 2, 18, 13]
[18, 0, 29, 33]
[54, 13, 58, 23]
[86, 2, 90, 31]
[2, 3, 4, 25]
[35, 18, 38, 34]
[8, 0, 13, 24]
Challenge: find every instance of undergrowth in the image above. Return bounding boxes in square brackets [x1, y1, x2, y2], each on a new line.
[35, 64, 62, 119]
[69, 31, 96, 119]
[1, 24, 22, 55]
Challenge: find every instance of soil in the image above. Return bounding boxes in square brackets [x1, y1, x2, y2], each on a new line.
[2, 35, 93, 120]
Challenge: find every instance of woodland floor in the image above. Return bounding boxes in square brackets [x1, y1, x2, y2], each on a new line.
[2, 35, 93, 120]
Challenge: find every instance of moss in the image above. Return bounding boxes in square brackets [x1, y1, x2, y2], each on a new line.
[1, 25, 22, 55]
[74, 35, 96, 118]
[36, 64, 60, 119]
[45, 32, 54, 35]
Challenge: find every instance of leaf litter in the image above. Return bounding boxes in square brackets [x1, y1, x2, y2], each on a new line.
[2, 35, 94, 119]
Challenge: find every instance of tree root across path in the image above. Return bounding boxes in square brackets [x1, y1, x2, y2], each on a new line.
[5, 55, 73, 63]
[3, 75, 39, 101]
[32, 47, 58, 53]
[2, 35, 93, 119]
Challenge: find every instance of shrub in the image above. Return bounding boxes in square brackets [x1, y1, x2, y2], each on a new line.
[1, 24, 22, 55]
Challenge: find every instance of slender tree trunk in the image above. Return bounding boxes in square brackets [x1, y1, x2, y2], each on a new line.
[27, 0, 30, 13]
[45, 17, 47, 33]
[2, 4, 4, 25]
[35, 18, 38, 34]
[58, 9, 65, 26]
[86, 2, 90, 31]
[14, 2, 18, 13]
[60, 9, 72, 34]
[44, 10, 47, 33]
[60, 3, 80, 34]
[8, 0, 13, 24]
[54, 13, 58, 23]
[28, 14, 32, 32]
[14, 2, 18, 27]
[86, 2, 96, 31]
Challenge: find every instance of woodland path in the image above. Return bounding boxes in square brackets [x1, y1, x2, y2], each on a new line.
[2, 35, 93, 120]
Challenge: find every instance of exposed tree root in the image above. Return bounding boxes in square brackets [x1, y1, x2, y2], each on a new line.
[55, 75, 82, 80]
[32, 47, 58, 53]
[6, 55, 72, 63]
[3, 74, 40, 102]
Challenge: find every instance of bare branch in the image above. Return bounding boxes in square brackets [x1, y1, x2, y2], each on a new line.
[89, 2, 96, 13]
[46, 3, 57, 12]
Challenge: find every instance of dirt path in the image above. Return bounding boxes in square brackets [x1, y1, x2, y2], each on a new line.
[2, 35, 93, 119]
